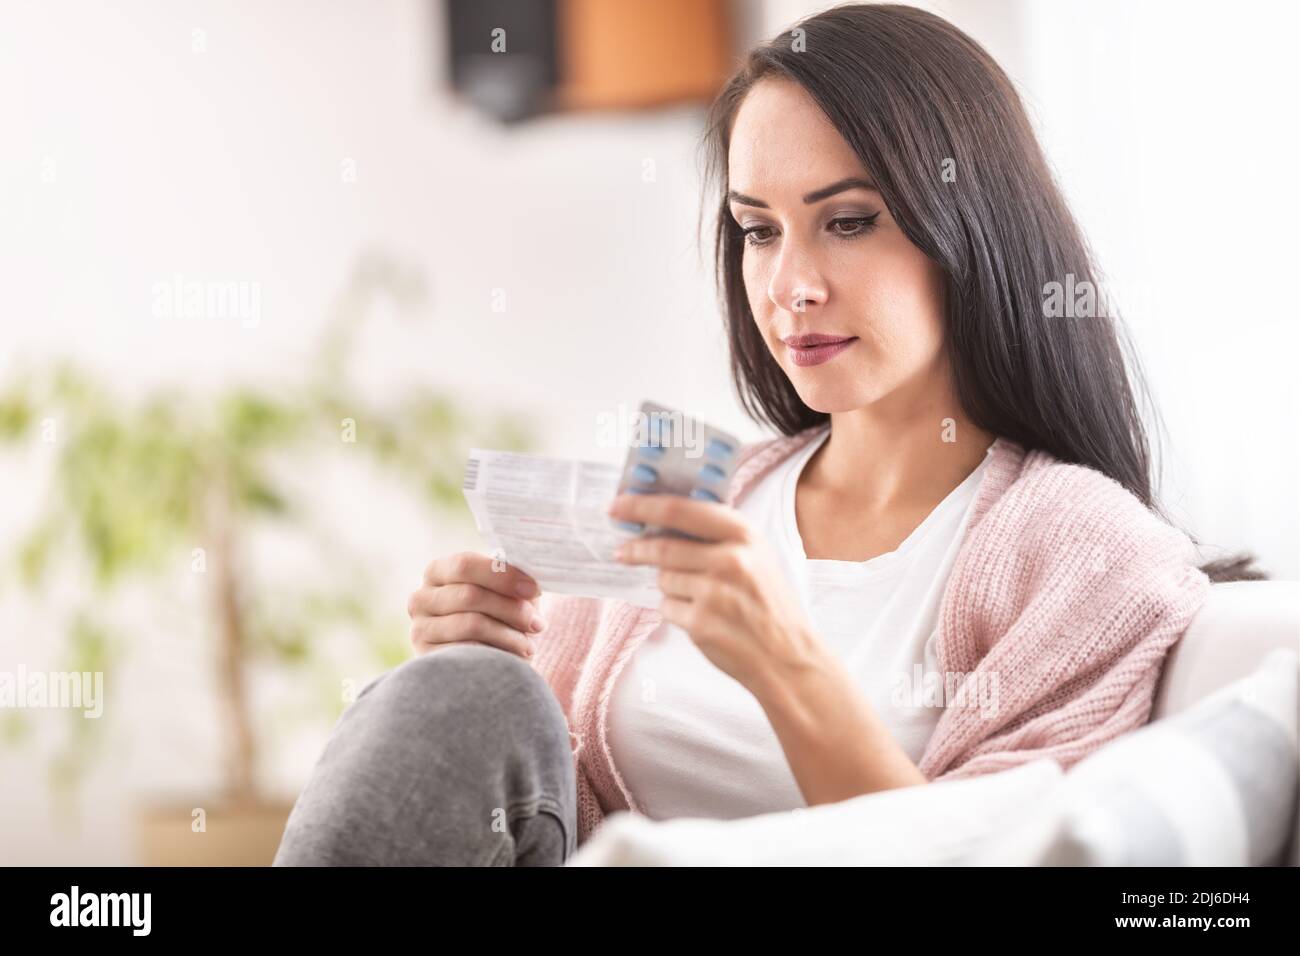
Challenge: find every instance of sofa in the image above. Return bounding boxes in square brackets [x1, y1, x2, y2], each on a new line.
[568, 580, 1300, 866]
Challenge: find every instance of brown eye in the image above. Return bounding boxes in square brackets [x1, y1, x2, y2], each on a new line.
[829, 214, 881, 238]
[741, 226, 775, 248]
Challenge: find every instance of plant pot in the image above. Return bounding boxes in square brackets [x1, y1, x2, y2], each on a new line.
[135, 798, 296, 866]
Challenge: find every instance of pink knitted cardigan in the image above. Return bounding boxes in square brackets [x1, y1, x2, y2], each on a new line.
[529, 424, 1212, 847]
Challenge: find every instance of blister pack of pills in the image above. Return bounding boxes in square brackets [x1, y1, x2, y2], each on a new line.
[610, 400, 743, 540]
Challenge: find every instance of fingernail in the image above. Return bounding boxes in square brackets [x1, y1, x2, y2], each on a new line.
[515, 580, 538, 598]
[529, 615, 546, 633]
[525, 641, 537, 657]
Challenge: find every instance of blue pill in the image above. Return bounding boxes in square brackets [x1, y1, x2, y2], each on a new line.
[638, 443, 667, 459]
[706, 438, 735, 461]
[627, 485, 653, 494]
[632, 464, 658, 484]
[697, 463, 726, 484]
[644, 417, 672, 445]
[614, 520, 645, 533]
[690, 487, 721, 503]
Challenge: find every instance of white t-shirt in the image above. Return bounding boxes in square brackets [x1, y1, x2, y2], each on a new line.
[606, 428, 993, 821]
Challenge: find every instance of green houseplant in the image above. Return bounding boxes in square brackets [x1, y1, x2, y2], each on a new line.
[0, 251, 534, 863]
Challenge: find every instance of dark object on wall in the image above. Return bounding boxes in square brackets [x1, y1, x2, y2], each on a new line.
[445, 0, 560, 124]
[443, 0, 733, 123]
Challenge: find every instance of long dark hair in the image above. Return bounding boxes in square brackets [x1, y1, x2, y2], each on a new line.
[699, 2, 1263, 583]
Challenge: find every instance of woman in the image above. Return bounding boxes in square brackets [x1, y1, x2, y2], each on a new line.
[273, 3, 1261, 867]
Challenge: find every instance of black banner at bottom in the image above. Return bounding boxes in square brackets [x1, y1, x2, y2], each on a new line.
[0, 865, 1291, 941]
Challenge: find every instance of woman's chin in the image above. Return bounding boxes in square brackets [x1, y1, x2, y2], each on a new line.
[786, 360, 905, 416]
[791, 384, 877, 416]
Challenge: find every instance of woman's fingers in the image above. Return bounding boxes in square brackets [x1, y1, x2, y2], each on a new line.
[423, 550, 541, 602]
[409, 611, 537, 659]
[407, 551, 548, 660]
[407, 581, 545, 636]
[607, 493, 748, 543]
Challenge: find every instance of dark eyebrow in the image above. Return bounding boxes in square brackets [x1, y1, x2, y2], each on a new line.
[727, 177, 878, 209]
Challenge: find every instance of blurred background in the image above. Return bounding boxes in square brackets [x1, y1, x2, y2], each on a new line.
[1, 0, 1296, 864]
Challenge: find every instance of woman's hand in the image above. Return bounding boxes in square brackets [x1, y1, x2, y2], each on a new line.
[607, 493, 819, 693]
[407, 551, 547, 659]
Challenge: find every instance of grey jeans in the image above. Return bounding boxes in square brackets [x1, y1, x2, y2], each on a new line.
[272, 642, 578, 866]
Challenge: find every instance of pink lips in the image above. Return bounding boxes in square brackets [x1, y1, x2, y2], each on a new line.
[781, 332, 858, 367]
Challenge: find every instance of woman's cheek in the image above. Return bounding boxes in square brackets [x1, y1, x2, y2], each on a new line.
[745, 278, 780, 341]
[743, 256, 766, 315]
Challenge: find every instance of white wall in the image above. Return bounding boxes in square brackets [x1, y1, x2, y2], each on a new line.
[1018, 0, 1300, 577]
[1, 0, 748, 447]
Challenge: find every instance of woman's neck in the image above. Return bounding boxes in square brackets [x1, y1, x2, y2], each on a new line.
[802, 398, 994, 516]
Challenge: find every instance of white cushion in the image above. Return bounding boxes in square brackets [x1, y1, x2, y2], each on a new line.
[1153, 580, 1300, 721]
[566, 757, 1063, 866]
[981, 647, 1299, 866]
[567, 648, 1298, 866]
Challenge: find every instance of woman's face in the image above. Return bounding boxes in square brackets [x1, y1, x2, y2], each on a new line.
[727, 76, 951, 416]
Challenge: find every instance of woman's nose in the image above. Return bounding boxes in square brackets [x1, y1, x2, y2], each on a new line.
[767, 239, 828, 315]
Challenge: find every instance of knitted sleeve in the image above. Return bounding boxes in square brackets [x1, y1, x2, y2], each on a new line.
[527, 591, 604, 725]
[915, 458, 1213, 783]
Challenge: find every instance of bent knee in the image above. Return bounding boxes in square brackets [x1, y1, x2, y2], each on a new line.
[371, 644, 565, 733]
[391, 642, 543, 696]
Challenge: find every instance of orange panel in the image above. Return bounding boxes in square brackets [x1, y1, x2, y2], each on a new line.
[555, 0, 734, 110]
